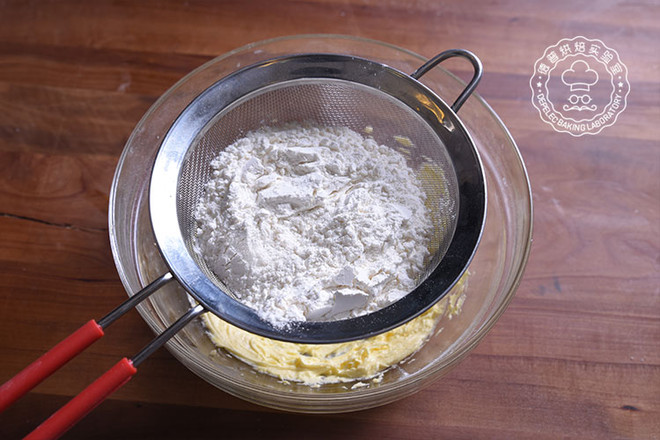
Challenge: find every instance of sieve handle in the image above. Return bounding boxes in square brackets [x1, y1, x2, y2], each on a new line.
[24, 358, 137, 440]
[411, 49, 483, 113]
[23, 304, 205, 440]
[0, 320, 104, 413]
[0, 272, 173, 413]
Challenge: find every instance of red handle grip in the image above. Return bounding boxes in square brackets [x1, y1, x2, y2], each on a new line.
[24, 357, 137, 440]
[0, 320, 104, 412]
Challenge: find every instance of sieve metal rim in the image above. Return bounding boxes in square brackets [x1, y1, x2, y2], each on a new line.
[149, 51, 486, 343]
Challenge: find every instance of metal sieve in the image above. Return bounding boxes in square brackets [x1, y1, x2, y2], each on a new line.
[1, 49, 485, 435]
[150, 50, 486, 343]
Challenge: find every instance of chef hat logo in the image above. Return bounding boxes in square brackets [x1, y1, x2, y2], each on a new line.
[561, 60, 599, 92]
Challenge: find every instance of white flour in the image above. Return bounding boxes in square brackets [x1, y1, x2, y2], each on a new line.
[193, 124, 432, 328]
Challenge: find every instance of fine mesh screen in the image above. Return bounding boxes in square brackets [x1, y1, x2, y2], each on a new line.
[177, 78, 459, 301]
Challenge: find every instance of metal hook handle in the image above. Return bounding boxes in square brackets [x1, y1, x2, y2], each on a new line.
[411, 49, 483, 113]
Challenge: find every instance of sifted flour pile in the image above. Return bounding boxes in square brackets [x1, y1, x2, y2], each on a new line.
[193, 123, 433, 328]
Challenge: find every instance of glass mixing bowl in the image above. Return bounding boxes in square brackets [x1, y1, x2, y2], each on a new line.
[109, 35, 532, 413]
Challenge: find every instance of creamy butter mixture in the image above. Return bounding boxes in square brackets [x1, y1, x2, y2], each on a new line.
[202, 275, 466, 386]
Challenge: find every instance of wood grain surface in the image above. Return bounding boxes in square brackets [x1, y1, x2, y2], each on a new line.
[0, 1, 658, 439]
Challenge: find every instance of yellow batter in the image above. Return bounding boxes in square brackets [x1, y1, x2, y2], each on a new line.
[202, 275, 466, 386]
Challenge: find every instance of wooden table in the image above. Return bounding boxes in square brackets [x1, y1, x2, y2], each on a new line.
[1, 1, 658, 438]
